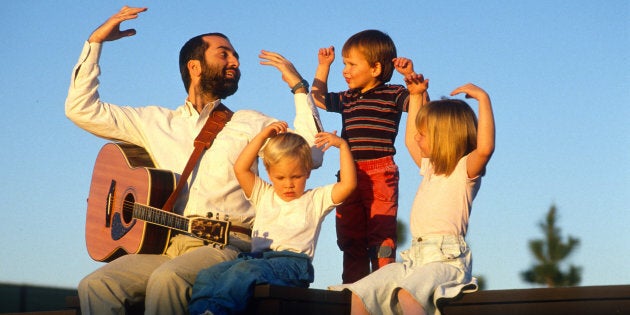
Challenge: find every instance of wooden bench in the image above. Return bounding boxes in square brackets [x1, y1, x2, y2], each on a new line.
[7, 284, 630, 314]
[247, 284, 351, 314]
[12, 286, 350, 315]
[439, 284, 630, 315]
[2, 297, 80, 315]
[250, 284, 630, 315]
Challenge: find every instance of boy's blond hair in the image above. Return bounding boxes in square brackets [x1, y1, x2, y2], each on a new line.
[262, 132, 314, 172]
[417, 99, 478, 176]
[341, 29, 397, 83]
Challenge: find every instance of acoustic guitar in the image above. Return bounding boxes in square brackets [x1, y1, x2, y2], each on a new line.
[85, 142, 230, 262]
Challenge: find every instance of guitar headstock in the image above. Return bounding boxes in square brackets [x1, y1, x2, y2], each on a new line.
[189, 216, 230, 247]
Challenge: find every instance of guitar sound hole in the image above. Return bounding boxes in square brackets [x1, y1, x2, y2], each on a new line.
[122, 193, 135, 224]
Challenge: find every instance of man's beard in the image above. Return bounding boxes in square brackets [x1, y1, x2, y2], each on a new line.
[199, 61, 240, 99]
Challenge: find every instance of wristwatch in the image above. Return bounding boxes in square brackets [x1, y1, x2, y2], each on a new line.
[291, 79, 309, 94]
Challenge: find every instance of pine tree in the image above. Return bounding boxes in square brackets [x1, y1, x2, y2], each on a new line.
[521, 204, 582, 287]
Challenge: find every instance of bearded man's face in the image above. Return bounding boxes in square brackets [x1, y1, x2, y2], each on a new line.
[199, 59, 240, 99]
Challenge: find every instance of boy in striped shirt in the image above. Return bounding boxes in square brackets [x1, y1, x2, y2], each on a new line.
[311, 29, 428, 283]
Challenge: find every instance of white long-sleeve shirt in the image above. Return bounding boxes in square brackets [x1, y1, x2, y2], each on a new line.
[65, 41, 323, 229]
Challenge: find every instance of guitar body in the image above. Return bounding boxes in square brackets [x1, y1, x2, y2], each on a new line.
[86, 143, 177, 262]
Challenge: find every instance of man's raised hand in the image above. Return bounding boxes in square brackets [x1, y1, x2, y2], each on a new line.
[88, 6, 148, 43]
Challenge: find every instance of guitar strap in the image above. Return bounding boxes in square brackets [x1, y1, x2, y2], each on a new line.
[161, 103, 233, 212]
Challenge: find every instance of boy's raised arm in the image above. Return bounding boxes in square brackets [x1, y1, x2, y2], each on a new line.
[314, 131, 356, 204]
[234, 122, 289, 198]
[311, 46, 335, 110]
[393, 57, 415, 77]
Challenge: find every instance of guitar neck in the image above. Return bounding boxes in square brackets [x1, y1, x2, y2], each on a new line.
[133, 203, 189, 233]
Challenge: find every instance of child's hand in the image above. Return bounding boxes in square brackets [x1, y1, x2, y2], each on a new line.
[262, 121, 288, 138]
[318, 46, 335, 66]
[315, 130, 344, 152]
[403, 73, 429, 96]
[393, 57, 415, 76]
[450, 83, 489, 103]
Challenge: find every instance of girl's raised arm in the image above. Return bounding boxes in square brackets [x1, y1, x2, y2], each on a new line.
[451, 83, 495, 178]
[403, 73, 429, 168]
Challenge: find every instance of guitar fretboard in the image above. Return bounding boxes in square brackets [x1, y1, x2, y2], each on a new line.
[133, 204, 189, 232]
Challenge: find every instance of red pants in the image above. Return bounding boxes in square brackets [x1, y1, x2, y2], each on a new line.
[336, 156, 398, 283]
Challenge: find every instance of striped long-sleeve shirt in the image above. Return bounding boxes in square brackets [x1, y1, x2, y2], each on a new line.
[326, 84, 409, 161]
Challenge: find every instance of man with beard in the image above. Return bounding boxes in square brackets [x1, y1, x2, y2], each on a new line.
[65, 6, 323, 315]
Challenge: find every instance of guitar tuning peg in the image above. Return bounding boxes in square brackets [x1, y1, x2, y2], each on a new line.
[206, 212, 213, 218]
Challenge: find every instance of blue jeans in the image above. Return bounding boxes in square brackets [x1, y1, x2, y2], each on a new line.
[189, 250, 314, 315]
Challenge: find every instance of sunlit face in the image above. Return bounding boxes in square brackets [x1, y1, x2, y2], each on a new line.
[415, 125, 431, 158]
[267, 157, 310, 202]
[200, 35, 241, 98]
[342, 48, 380, 93]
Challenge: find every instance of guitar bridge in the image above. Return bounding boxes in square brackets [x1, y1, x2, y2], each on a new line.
[105, 180, 116, 228]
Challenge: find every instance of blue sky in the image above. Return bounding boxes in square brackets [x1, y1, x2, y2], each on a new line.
[1, 1, 628, 291]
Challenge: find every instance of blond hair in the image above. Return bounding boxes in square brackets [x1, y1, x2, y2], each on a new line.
[262, 132, 313, 172]
[416, 99, 477, 175]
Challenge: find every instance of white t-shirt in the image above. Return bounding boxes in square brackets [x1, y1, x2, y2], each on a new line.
[410, 155, 481, 237]
[247, 177, 338, 259]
